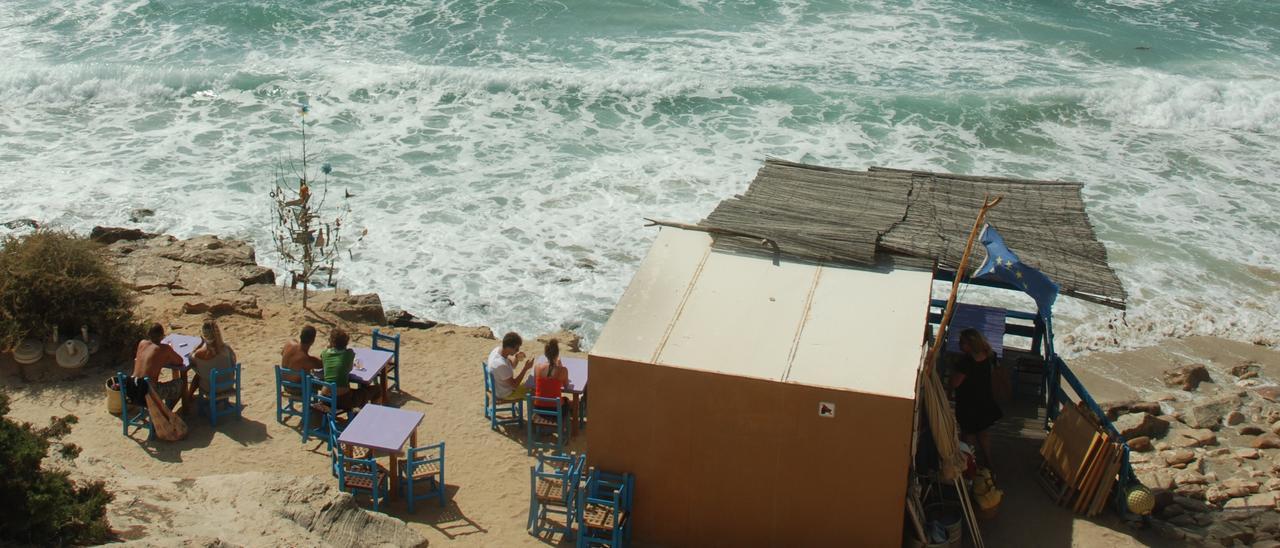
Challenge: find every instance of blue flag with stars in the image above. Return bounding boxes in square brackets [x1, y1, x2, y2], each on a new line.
[973, 224, 1059, 319]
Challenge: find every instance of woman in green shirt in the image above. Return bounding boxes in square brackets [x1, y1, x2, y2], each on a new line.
[320, 329, 368, 410]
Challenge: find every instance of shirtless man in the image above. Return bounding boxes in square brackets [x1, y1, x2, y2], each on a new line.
[280, 325, 321, 394]
[127, 323, 185, 406]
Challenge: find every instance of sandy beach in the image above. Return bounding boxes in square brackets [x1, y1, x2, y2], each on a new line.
[2, 231, 1278, 547]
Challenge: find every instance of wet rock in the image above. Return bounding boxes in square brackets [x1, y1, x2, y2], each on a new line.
[90, 226, 157, 245]
[1266, 478, 1280, 492]
[1224, 492, 1276, 511]
[1175, 470, 1208, 485]
[1253, 434, 1280, 450]
[1183, 428, 1219, 447]
[156, 235, 257, 266]
[1101, 400, 1163, 420]
[1165, 449, 1196, 466]
[323, 293, 387, 325]
[128, 208, 155, 222]
[1273, 420, 1280, 435]
[1226, 411, 1246, 426]
[1236, 448, 1261, 460]
[1168, 513, 1197, 527]
[1128, 436, 1153, 452]
[386, 310, 437, 330]
[1, 218, 38, 230]
[1155, 441, 1172, 451]
[1116, 412, 1170, 440]
[1164, 363, 1212, 392]
[1186, 394, 1243, 429]
[1206, 484, 1232, 504]
[239, 266, 276, 287]
[1241, 425, 1266, 436]
[1139, 468, 1177, 491]
[1223, 478, 1261, 497]
[1257, 386, 1280, 403]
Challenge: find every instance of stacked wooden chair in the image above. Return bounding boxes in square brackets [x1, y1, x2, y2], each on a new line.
[528, 452, 586, 540]
[577, 469, 634, 548]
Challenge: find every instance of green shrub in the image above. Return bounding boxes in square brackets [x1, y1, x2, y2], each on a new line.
[0, 393, 113, 546]
[0, 230, 141, 358]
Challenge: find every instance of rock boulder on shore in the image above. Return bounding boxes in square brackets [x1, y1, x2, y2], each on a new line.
[323, 292, 387, 325]
[1115, 412, 1170, 440]
[1163, 363, 1212, 392]
[1185, 394, 1242, 429]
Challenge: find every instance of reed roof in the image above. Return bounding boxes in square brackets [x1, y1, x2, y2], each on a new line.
[698, 159, 1127, 309]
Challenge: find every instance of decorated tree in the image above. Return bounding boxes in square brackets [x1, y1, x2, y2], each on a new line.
[269, 99, 363, 307]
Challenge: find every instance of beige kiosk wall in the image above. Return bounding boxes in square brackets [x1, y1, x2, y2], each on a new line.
[588, 355, 914, 547]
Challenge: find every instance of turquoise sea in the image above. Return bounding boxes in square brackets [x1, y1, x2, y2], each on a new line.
[1, 0, 1277, 354]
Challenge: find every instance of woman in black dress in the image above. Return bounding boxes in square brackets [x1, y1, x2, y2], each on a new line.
[950, 328, 1003, 468]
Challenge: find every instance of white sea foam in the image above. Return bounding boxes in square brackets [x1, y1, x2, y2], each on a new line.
[1, 0, 1277, 354]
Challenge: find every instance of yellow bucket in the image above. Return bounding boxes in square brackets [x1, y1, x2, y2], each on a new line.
[105, 377, 122, 416]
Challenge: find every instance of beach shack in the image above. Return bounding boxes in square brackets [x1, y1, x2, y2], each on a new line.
[587, 160, 1132, 546]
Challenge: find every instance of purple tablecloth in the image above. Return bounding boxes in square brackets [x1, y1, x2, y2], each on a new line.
[161, 334, 201, 371]
[350, 347, 393, 384]
[524, 356, 588, 394]
[338, 404, 424, 454]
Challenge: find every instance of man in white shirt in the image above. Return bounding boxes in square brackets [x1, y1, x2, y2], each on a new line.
[487, 331, 533, 401]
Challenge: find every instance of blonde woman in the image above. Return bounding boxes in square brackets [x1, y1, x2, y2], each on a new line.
[191, 320, 237, 397]
[949, 328, 1003, 469]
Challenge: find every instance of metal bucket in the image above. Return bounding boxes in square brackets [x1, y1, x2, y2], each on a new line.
[924, 502, 964, 546]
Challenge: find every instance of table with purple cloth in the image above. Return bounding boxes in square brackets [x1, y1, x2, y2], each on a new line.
[351, 347, 394, 404]
[338, 404, 425, 497]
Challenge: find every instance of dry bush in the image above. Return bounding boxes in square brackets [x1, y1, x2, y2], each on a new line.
[0, 229, 141, 358]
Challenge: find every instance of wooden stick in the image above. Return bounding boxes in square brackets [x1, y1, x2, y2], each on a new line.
[923, 196, 1002, 376]
[643, 218, 781, 256]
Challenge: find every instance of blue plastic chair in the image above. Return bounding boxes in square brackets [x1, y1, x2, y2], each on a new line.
[372, 328, 401, 392]
[333, 432, 389, 511]
[116, 373, 154, 440]
[325, 415, 371, 478]
[274, 365, 306, 425]
[302, 375, 347, 448]
[577, 469, 634, 548]
[484, 362, 524, 431]
[198, 363, 242, 427]
[529, 452, 585, 540]
[525, 394, 567, 455]
[401, 442, 447, 512]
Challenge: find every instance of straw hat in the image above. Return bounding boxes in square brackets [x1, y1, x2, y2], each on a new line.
[55, 339, 90, 369]
[13, 338, 43, 365]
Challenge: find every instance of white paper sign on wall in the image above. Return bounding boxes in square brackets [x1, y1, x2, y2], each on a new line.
[818, 402, 835, 418]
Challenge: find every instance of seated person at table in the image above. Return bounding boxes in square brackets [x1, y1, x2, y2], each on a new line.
[126, 323, 186, 407]
[533, 338, 574, 421]
[281, 325, 321, 394]
[487, 332, 532, 401]
[321, 328, 370, 410]
[190, 320, 237, 400]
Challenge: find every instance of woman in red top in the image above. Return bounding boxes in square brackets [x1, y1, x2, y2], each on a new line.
[533, 339, 573, 421]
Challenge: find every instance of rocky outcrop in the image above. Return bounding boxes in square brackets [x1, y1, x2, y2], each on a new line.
[1101, 400, 1162, 420]
[181, 296, 263, 319]
[387, 309, 437, 330]
[90, 226, 157, 245]
[1115, 412, 1170, 440]
[80, 458, 427, 548]
[1184, 394, 1242, 429]
[537, 330, 583, 353]
[1163, 363, 1212, 392]
[323, 293, 387, 325]
[99, 232, 275, 294]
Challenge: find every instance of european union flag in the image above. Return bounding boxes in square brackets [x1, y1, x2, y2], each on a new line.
[973, 224, 1059, 319]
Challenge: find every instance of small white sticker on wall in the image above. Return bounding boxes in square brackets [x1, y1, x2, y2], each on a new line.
[818, 402, 835, 418]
